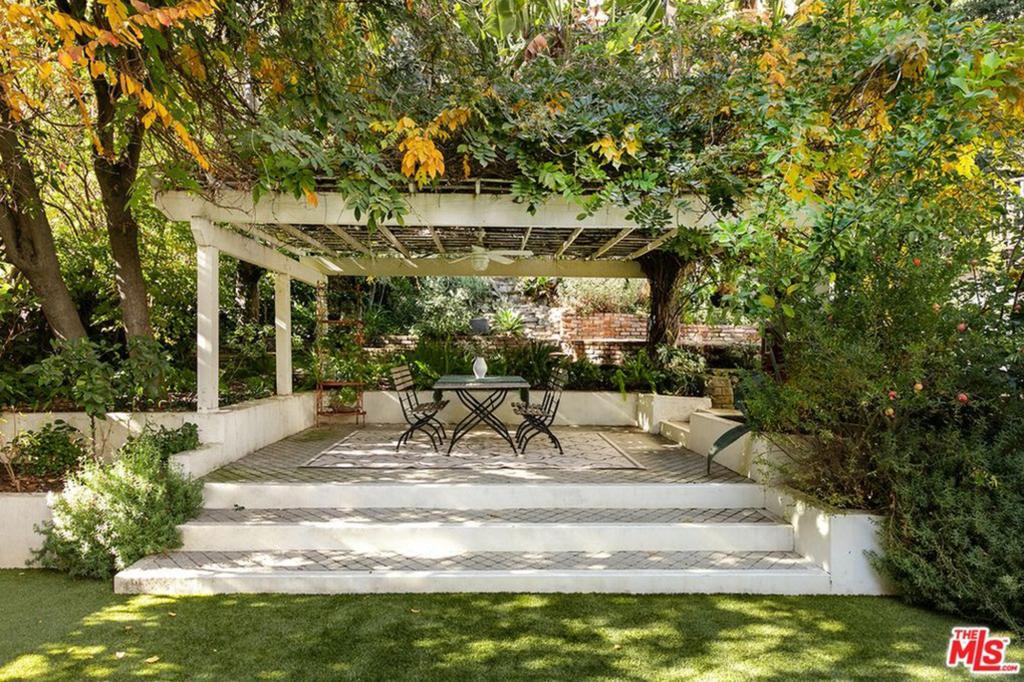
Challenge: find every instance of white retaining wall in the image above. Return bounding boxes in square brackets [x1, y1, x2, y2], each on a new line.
[0, 394, 318, 565]
[0, 493, 51, 568]
[636, 395, 711, 434]
[363, 391, 708, 430]
[684, 410, 894, 595]
[1, 393, 316, 479]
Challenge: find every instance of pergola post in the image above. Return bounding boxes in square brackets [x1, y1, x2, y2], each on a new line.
[193, 218, 220, 412]
[274, 273, 293, 396]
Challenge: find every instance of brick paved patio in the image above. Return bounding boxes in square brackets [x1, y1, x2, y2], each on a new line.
[204, 425, 746, 485]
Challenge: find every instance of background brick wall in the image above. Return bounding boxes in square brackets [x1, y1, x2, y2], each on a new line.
[367, 318, 759, 367]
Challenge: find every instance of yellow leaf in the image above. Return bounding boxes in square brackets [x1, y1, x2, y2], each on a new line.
[141, 110, 157, 129]
[90, 60, 106, 78]
[759, 294, 776, 309]
[304, 188, 318, 207]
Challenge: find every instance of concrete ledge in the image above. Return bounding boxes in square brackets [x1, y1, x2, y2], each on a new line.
[682, 412, 895, 595]
[363, 390, 709, 430]
[180, 521, 795, 554]
[4, 393, 317, 480]
[201, 482, 767, 510]
[364, 390, 639, 426]
[765, 488, 894, 596]
[115, 567, 831, 595]
[0, 493, 51, 568]
[636, 395, 711, 434]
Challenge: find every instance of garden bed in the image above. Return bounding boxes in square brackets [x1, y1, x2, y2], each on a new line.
[0, 469, 64, 494]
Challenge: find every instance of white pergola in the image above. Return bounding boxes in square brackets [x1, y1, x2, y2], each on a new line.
[155, 188, 722, 412]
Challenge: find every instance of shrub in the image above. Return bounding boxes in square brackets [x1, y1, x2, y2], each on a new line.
[120, 422, 200, 463]
[559, 278, 649, 315]
[874, 418, 1024, 635]
[490, 340, 560, 386]
[4, 420, 86, 478]
[33, 432, 203, 579]
[565, 357, 611, 391]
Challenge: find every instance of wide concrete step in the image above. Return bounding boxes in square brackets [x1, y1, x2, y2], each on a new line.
[179, 507, 793, 553]
[201, 482, 765, 510]
[659, 420, 691, 448]
[115, 549, 830, 595]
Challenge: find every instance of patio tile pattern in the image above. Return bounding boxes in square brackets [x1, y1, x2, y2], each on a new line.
[189, 507, 781, 525]
[205, 426, 747, 485]
[302, 428, 643, 470]
[133, 549, 816, 573]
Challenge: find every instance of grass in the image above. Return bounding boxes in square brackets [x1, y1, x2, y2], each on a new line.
[1, 570, 1019, 681]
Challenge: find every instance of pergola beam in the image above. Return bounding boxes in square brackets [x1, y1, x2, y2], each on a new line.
[325, 225, 371, 255]
[555, 227, 584, 258]
[323, 256, 644, 278]
[428, 226, 446, 254]
[625, 227, 681, 261]
[592, 227, 636, 259]
[376, 224, 411, 258]
[157, 189, 718, 230]
[191, 220, 325, 286]
[277, 222, 334, 256]
[247, 225, 308, 258]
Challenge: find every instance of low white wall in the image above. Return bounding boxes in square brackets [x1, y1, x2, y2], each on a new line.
[766, 488, 894, 595]
[685, 411, 894, 595]
[2, 409, 223, 460]
[685, 411, 792, 485]
[0, 493, 51, 568]
[2, 393, 317, 480]
[636, 395, 711, 434]
[363, 390, 710, 429]
[170, 393, 317, 478]
[363, 390, 639, 427]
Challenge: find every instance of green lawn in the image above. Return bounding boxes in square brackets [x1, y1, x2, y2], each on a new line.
[1, 570, 1018, 681]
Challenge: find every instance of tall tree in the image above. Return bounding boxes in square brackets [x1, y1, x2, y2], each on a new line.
[0, 0, 214, 341]
[0, 104, 87, 340]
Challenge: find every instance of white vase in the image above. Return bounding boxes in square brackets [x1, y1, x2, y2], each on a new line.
[472, 356, 488, 379]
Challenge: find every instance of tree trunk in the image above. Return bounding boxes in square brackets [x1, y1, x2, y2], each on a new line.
[236, 261, 264, 324]
[0, 110, 87, 341]
[94, 150, 153, 341]
[639, 251, 690, 351]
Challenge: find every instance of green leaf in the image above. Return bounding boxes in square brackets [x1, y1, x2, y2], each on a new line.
[759, 294, 776, 309]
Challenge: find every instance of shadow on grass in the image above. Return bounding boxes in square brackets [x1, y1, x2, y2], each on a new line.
[0, 570, 1003, 681]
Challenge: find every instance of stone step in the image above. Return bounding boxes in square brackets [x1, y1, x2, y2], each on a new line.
[201, 482, 765, 510]
[659, 420, 691, 448]
[179, 507, 793, 554]
[115, 549, 830, 595]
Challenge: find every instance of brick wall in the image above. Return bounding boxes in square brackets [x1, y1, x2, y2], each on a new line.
[561, 312, 648, 340]
[677, 324, 760, 348]
[366, 318, 759, 365]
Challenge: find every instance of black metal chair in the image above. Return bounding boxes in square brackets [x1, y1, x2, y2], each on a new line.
[513, 366, 568, 455]
[391, 365, 448, 452]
